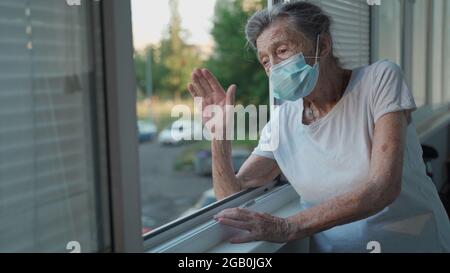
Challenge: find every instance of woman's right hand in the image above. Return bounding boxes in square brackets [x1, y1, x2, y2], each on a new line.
[187, 68, 236, 140]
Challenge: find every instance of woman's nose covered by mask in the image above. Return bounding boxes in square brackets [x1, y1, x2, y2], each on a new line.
[269, 35, 320, 101]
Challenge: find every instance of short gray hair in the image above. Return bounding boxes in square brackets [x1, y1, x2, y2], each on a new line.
[245, 1, 332, 50]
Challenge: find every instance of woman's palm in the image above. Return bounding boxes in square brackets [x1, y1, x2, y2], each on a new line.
[188, 68, 236, 137]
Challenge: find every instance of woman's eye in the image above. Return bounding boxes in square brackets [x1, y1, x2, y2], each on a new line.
[277, 48, 288, 55]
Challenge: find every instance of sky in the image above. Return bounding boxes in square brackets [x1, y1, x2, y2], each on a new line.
[131, 0, 217, 50]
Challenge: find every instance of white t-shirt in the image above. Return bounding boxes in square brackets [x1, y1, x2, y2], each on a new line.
[253, 60, 450, 252]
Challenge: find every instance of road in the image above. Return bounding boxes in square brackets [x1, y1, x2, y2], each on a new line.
[139, 141, 213, 230]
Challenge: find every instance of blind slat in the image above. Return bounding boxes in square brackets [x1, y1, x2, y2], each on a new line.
[306, 0, 370, 68]
[0, 0, 98, 253]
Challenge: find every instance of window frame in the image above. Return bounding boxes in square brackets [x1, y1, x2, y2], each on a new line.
[101, 0, 143, 253]
[144, 181, 302, 253]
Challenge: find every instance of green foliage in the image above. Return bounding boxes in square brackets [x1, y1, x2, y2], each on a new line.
[207, 0, 268, 106]
[135, 0, 202, 100]
[134, 0, 268, 105]
[135, 45, 169, 100]
[159, 0, 202, 100]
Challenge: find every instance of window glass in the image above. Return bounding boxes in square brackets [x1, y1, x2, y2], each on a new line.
[132, 0, 267, 234]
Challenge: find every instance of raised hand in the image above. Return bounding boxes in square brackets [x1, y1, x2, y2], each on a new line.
[187, 68, 236, 139]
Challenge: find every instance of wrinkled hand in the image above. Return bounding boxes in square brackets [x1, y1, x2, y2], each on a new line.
[214, 208, 293, 244]
[187, 68, 236, 139]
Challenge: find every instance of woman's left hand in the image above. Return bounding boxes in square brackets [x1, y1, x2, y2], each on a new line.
[214, 208, 293, 244]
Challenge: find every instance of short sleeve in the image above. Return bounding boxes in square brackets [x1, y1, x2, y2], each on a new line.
[370, 60, 417, 124]
[252, 120, 276, 160]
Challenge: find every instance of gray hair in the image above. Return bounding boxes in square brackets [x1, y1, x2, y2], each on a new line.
[245, 1, 332, 50]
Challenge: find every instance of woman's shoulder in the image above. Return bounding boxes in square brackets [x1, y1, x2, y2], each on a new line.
[351, 59, 405, 97]
[369, 59, 401, 71]
[365, 59, 404, 82]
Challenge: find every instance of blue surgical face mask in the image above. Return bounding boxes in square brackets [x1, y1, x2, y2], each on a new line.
[269, 35, 320, 101]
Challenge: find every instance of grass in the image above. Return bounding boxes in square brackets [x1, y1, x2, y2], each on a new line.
[137, 97, 194, 131]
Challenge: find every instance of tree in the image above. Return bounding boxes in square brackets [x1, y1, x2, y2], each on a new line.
[134, 45, 169, 100]
[134, 0, 202, 101]
[207, 0, 268, 106]
[159, 0, 202, 100]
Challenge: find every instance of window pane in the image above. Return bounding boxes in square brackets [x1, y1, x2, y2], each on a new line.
[0, 0, 109, 252]
[132, 0, 267, 233]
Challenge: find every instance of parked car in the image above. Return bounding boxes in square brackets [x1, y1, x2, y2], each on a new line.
[138, 120, 157, 143]
[158, 119, 207, 145]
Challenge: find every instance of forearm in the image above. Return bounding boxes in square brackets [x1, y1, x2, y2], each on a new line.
[286, 179, 400, 241]
[211, 139, 242, 200]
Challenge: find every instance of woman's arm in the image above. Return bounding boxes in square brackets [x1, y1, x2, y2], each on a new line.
[187, 68, 281, 200]
[287, 111, 406, 240]
[212, 139, 281, 200]
[215, 111, 406, 243]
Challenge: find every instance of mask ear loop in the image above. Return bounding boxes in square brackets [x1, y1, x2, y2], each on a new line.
[314, 34, 320, 64]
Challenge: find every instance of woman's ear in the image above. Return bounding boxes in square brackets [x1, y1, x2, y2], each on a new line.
[320, 33, 333, 58]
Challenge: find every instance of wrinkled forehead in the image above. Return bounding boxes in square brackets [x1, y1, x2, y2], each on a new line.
[256, 20, 307, 55]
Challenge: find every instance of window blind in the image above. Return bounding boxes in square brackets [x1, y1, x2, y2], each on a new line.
[0, 0, 102, 252]
[298, 0, 371, 69]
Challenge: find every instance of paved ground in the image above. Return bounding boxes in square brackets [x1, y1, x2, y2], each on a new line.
[139, 141, 212, 230]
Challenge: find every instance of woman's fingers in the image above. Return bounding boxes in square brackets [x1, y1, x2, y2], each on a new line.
[190, 68, 228, 97]
[192, 68, 215, 98]
[216, 215, 257, 244]
[215, 208, 253, 221]
[191, 72, 206, 97]
[189, 68, 230, 106]
[217, 217, 251, 231]
[226, 84, 237, 106]
[187, 83, 197, 97]
[201, 69, 225, 94]
[195, 69, 214, 95]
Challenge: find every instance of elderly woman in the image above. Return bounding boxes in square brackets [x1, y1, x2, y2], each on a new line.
[187, 2, 450, 252]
